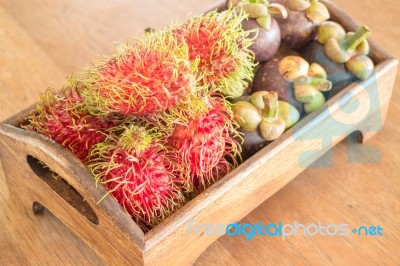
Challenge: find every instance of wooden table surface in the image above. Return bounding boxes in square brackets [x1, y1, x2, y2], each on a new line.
[0, 0, 399, 265]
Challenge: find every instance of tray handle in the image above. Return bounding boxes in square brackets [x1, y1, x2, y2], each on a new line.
[26, 154, 99, 224]
[0, 123, 145, 263]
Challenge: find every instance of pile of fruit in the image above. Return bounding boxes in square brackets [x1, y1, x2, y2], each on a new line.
[23, 0, 374, 231]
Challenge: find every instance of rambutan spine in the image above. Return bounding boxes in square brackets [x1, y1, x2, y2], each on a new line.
[24, 78, 116, 162]
[172, 9, 257, 98]
[167, 94, 242, 193]
[80, 31, 197, 117]
[88, 124, 185, 231]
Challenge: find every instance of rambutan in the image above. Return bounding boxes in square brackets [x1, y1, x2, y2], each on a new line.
[88, 125, 184, 231]
[24, 80, 116, 162]
[81, 31, 196, 116]
[167, 95, 242, 193]
[172, 9, 256, 98]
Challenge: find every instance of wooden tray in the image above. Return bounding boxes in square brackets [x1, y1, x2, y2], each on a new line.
[0, 0, 397, 264]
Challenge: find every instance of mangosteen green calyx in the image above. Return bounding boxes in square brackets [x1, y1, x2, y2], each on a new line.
[293, 76, 332, 113]
[324, 25, 371, 63]
[271, 0, 330, 50]
[238, 0, 288, 62]
[345, 31, 370, 55]
[278, 55, 310, 81]
[253, 55, 326, 114]
[302, 25, 373, 87]
[278, 55, 333, 113]
[317, 21, 346, 44]
[302, 41, 356, 87]
[232, 98, 268, 159]
[258, 92, 286, 141]
[308, 61, 327, 79]
[250, 90, 300, 129]
[345, 54, 374, 80]
[232, 101, 262, 131]
[232, 90, 299, 158]
[253, 55, 308, 113]
[233, 91, 289, 141]
[277, 55, 332, 114]
[324, 25, 375, 80]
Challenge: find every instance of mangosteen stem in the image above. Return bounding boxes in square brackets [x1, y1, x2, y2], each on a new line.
[302, 76, 332, 92]
[294, 76, 331, 104]
[346, 25, 371, 51]
[262, 92, 279, 119]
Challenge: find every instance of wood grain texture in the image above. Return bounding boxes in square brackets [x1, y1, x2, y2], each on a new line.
[0, 0, 399, 265]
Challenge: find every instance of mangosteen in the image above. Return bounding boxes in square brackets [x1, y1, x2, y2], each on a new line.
[252, 55, 305, 113]
[270, 0, 330, 51]
[238, 0, 288, 62]
[302, 25, 374, 96]
[302, 41, 357, 87]
[239, 128, 268, 160]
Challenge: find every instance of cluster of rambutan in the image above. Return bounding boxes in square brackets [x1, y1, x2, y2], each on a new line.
[24, 78, 118, 162]
[172, 10, 256, 97]
[24, 9, 255, 231]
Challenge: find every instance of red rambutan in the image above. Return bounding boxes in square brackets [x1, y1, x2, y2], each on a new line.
[24, 80, 116, 162]
[88, 125, 184, 231]
[172, 9, 256, 98]
[167, 95, 242, 193]
[81, 31, 196, 116]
